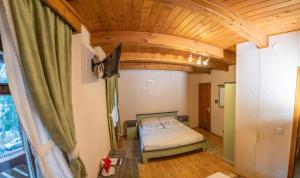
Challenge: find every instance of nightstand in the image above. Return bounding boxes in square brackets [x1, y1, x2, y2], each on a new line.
[126, 120, 137, 139]
[177, 115, 189, 127]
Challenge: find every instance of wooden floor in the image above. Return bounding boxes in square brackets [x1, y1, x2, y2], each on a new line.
[119, 127, 235, 178]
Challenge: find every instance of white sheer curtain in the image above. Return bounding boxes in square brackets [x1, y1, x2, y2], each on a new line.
[112, 93, 119, 127]
[0, 1, 73, 178]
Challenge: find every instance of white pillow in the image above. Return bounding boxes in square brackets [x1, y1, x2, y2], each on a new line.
[142, 117, 160, 125]
[159, 116, 177, 122]
[159, 117, 182, 128]
[142, 123, 163, 131]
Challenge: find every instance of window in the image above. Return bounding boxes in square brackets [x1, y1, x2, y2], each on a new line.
[0, 52, 36, 178]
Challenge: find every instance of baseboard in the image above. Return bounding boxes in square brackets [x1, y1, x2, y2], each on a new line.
[222, 157, 234, 165]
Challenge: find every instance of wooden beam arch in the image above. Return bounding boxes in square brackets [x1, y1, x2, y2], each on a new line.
[166, 0, 269, 48]
[121, 52, 229, 71]
[91, 31, 224, 59]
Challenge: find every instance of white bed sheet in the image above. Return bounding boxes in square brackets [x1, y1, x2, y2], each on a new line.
[140, 124, 205, 151]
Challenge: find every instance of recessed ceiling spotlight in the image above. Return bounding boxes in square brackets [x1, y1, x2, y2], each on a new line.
[188, 51, 193, 62]
[203, 60, 208, 66]
[203, 57, 209, 66]
[197, 55, 202, 65]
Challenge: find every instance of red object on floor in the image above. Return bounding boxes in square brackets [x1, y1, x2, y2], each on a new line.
[102, 157, 112, 173]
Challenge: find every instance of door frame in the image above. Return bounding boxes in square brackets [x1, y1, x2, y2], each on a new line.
[198, 82, 211, 132]
[288, 67, 300, 178]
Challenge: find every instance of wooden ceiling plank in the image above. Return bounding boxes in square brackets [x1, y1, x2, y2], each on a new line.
[232, 0, 287, 14]
[87, 0, 111, 31]
[166, 0, 269, 48]
[229, 0, 268, 11]
[199, 25, 239, 42]
[97, 0, 119, 30]
[177, 15, 206, 36]
[76, 0, 103, 31]
[120, 62, 212, 74]
[255, 15, 300, 31]
[183, 18, 212, 38]
[91, 31, 224, 58]
[265, 25, 300, 36]
[121, 52, 229, 70]
[248, 3, 300, 20]
[122, 0, 134, 30]
[257, 19, 300, 35]
[110, 0, 127, 30]
[152, 3, 175, 32]
[196, 24, 223, 41]
[241, 0, 300, 17]
[132, 0, 144, 30]
[171, 11, 199, 35]
[251, 8, 300, 24]
[68, 2, 97, 31]
[213, 36, 245, 49]
[146, 1, 165, 31]
[220, 0, 247, 7]
[165, 9, 192, 34]
[158, 6, 183, 33]
[205, 32, 245, 49]
[139, 0, 155, 31]
[190, 21, 219, 40]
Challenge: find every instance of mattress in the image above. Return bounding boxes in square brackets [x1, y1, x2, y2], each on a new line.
[140, 124, 205, 151]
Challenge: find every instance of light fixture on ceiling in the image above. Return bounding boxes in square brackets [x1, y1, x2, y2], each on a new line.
[203, 57, 209, 66]
[197, 55, 202, 65]
[188, 51, 193, 62]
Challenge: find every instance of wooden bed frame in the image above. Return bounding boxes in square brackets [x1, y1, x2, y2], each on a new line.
[136, 111, 207, 163]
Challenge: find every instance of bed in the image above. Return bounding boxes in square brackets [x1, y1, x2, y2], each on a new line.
[137, 111, 207, 163]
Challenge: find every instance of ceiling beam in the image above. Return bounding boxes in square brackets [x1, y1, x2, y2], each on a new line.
[42, 0, 82, 33]
[121, 52, 228, 71]
[120, 62, 211, 74]
[224, 50, 236, 65]
[165, 0, 269, 48]
[91, 31, 224, 59]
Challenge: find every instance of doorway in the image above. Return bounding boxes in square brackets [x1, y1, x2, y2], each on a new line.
[198, 83, 211, 132]
[288, 67, 300, 178]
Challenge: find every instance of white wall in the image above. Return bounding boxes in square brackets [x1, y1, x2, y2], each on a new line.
[187, 66, 236, 136]
[119, 70, 188, 133]
[72, 27, 110, 178]
[235, 31, 300, 178]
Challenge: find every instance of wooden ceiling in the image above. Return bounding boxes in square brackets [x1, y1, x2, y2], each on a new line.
[67, 0, 300, 73]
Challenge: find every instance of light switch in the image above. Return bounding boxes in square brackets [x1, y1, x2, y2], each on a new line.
[146, 79, 155, 86]
[276, 128, 284, 135]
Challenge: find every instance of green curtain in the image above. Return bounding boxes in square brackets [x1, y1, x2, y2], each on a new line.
[115, 77, 122, 135]
[8, 0, 86, 177]
[106, 75, 121, 150]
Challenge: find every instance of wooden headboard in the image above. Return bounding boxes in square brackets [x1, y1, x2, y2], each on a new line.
[136, 111, 178, 125]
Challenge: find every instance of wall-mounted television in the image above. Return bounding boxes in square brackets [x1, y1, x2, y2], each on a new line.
[92, 44, 122, 79]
